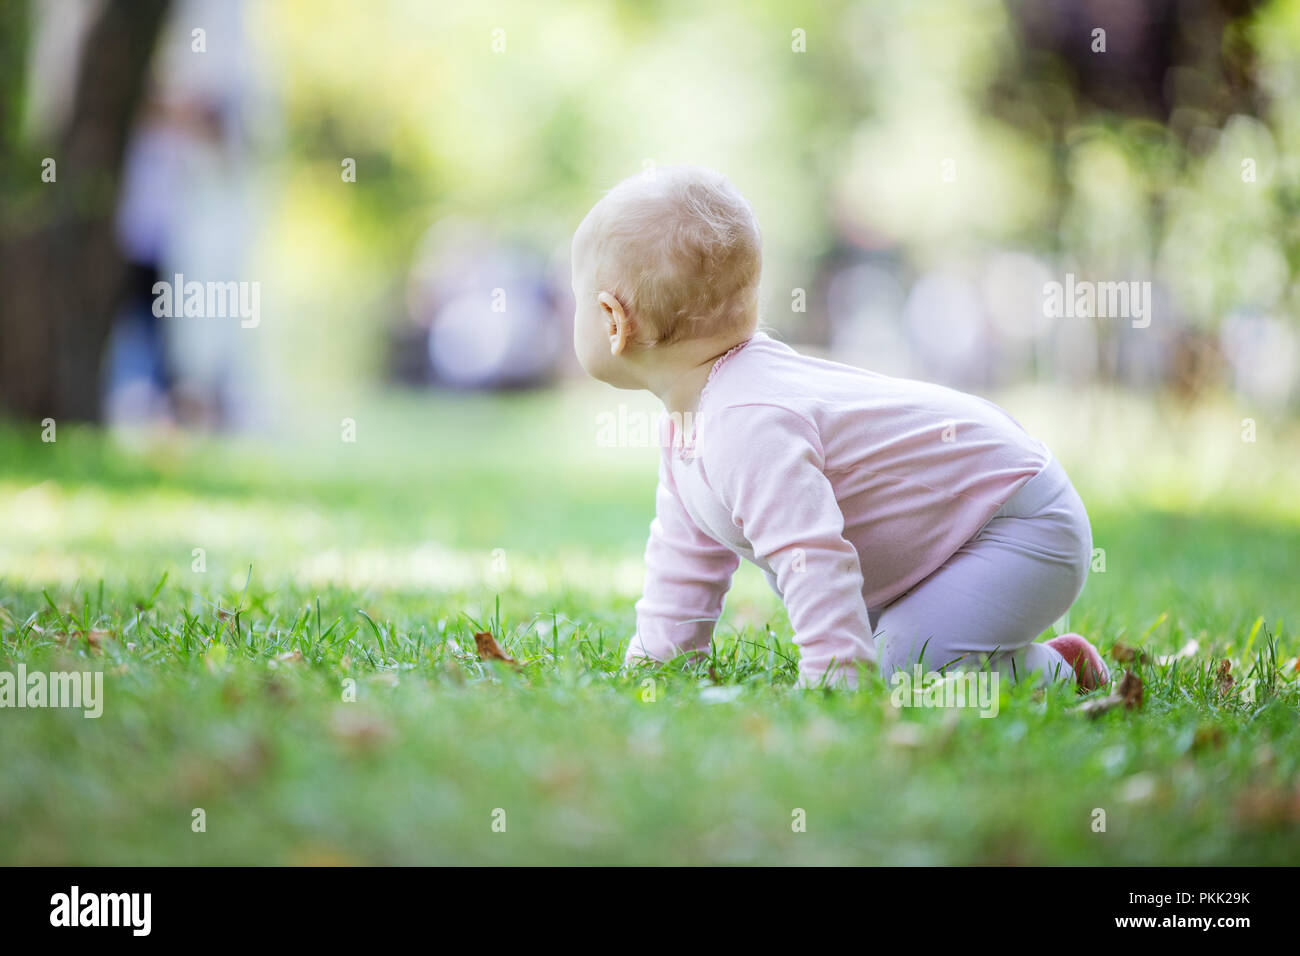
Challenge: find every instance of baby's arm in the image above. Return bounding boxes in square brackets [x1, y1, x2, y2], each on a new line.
[627, 449, 741, 666]
[699, 404, 876, 687]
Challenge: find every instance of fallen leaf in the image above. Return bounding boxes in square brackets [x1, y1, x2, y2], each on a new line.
[1214, 659, 1234, 696]
[1112, 643, 1149, 664]
[473, 631, 517, 665]
[1118, 670, 1144, 709]
[1076, 670, 1145, 719]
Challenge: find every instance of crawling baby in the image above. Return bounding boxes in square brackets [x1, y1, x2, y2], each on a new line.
[570, 165, 1108, 691]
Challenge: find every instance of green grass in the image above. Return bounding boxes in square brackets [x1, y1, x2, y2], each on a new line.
[1, 384, 1297, 864]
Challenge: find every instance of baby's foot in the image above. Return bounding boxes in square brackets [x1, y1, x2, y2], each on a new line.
[1045, 634, 1109, 692]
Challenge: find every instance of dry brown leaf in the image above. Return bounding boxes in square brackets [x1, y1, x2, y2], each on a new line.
[1214, 659, 1234, 696]
[473, 631, 517, 665]
[1077, 670, 1145, 719]
[1111, 643, 1149, 664]
[1117, 670, 1144, 709]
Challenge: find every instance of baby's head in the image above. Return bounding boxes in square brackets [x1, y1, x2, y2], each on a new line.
[571, 165, 761, 386]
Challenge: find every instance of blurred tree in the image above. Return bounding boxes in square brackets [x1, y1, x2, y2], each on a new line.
[0, 0, 170, 422]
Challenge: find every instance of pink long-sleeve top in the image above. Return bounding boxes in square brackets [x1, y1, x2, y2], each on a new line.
[628, 332, 1051, 686]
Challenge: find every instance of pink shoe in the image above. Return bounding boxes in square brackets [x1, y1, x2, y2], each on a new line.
[1045, 634, 1110, 692]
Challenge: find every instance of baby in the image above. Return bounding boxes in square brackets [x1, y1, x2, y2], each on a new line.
[571, 165, 1108, 691]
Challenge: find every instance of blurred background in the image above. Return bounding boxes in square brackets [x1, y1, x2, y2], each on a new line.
[1, 0, 1298, 597]
[3, 0, 1298, 431]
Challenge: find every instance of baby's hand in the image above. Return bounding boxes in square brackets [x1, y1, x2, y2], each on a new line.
[624, 634, 709, 670]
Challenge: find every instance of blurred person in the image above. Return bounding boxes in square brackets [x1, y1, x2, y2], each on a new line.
[105, 0, 264, 430]
[406, 221, 565, 389]
[571, 166, 1108, 691]
[106, 97, 215, 425]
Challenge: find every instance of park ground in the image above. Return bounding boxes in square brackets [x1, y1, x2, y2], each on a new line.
[0, 382, 1297, 864]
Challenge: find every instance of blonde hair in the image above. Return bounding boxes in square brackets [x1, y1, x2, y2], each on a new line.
[582, 165, 762, 345]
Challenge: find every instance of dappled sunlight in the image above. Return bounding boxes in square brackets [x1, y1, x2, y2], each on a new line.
[997, 386, 1300, 522]
[2, 384, 1295, 597]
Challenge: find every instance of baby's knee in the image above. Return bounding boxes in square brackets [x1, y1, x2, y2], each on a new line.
[875, 628, 967, 680]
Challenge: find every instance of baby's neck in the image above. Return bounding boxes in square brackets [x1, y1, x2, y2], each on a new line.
[642, 332, 754, 417]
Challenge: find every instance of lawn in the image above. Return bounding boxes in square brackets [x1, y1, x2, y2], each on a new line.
[0, 383, 1297, 864]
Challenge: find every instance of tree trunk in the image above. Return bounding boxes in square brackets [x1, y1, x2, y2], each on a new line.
[0, 0, 170, 423]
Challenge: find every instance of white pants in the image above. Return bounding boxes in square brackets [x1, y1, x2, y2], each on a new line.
[870, 455, 1092, 685]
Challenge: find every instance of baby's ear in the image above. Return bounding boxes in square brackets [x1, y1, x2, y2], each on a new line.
[597, 290, 624, 319]
[598, 292, 632, 355]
